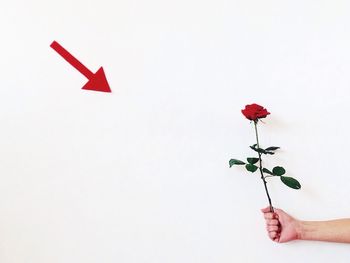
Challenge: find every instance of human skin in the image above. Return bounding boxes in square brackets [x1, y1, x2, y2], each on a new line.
[261, 207, 350, 243]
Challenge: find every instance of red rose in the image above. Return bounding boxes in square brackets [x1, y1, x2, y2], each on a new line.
[241, 103, 270, 121]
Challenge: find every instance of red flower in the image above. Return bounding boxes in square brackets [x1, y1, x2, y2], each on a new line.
[241, 103, 270, 121]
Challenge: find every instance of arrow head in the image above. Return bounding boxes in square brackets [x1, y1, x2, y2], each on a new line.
[82, 67, 111, 93]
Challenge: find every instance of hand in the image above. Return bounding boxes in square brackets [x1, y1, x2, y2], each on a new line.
[261, 207, 300, 243]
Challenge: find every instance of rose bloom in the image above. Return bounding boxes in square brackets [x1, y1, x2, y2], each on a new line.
[241, 103, 270, 121]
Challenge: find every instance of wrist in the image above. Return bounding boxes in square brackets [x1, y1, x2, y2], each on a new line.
[295, 220, 304, 240]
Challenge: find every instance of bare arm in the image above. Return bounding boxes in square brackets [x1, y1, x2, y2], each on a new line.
[299, 219, 350, 243]
[261, 207, 350, 243]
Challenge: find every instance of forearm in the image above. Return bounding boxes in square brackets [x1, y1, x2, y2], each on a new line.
[298, 219, 350, 243]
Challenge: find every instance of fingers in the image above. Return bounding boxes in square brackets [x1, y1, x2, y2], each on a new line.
[261, 206, 278, 217]
[266, 219, 279, 225]
[262, 211, 279, 229]
[268, 231, 278, 239]
[267, 227, 281, 242]
[261, 207, 281, 242]
[269, 231, 281, 242]
[260, 207, 271, 213]
[263, 212, 279, 220]
[267, 225, 279, 232]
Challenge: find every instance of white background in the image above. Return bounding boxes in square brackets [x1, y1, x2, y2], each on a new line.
[1, 0, 350, 262]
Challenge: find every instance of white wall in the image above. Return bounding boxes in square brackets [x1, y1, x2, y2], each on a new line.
[1, 0, 350, 262]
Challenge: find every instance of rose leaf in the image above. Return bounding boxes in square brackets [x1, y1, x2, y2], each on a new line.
[247, 157, 259, 164]
[229, 159, 246, 167]
[245, 163, 258, 173]
[265, 146, 280, 151]
[272, 166, 286, 176]
[262, 168, 274, 175]
[280, 176, 301, 190]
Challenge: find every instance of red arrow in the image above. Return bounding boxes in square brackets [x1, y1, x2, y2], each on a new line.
[50, 40, 111, 93]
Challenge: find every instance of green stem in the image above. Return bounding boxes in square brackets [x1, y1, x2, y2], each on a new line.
[254, 120, 260, 147]
[254, 121, 274, 213]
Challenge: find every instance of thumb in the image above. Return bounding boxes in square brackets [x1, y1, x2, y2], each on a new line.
[273, 208, 285, 218]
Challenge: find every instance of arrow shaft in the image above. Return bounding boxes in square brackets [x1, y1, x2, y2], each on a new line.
[50, 41, 93, 79]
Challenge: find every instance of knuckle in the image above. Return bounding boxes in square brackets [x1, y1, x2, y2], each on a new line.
[267, 219, 278, 225]
[268, 225, 278, 231]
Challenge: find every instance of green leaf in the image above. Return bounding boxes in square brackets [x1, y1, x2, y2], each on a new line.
[247, 157, 259, 164]
[265, 146, 280, 151]
[262, 168, 273, 175]
[229, 159, 246, 167]
[272, 166, 286, 176]
[265, 151, 275, 155]
[245, 163, 258, 173]
[280, 176, 301, 190]
[249, 145, 267, 154]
